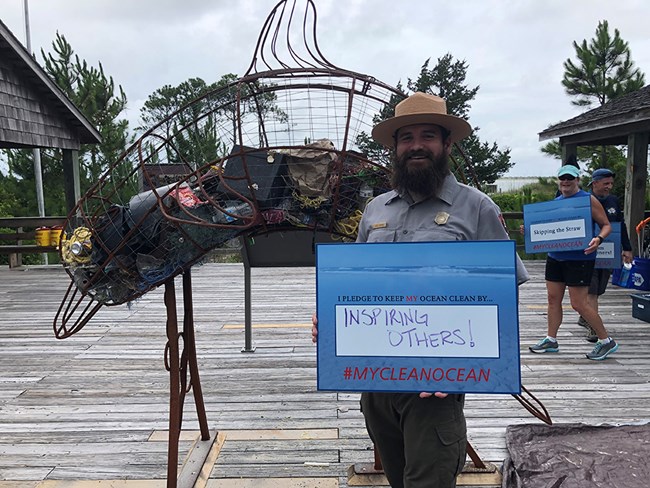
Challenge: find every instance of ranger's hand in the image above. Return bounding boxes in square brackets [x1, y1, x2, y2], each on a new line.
[311, 312, 318, 344]
[419, 392, 448, 399]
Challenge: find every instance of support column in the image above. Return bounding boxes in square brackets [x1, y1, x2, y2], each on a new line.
[62, 149, 81, 215]
[624, 132, 649, 257]
[182, 271, 210, 442]
[561, 144, 578, 166]
[164, 272, 211, 488]
[165, 278, 181, 487]
[240, 237, 256, 352]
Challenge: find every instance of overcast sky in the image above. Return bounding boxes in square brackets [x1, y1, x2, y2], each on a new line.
[3, 0, 649, 177]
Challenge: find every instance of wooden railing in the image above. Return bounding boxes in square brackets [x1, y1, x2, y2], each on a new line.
[0, 216, 67, 267]
[7, 210, 643, 268]
[502, 212, 524, 243]
[0, 213, 526, 268]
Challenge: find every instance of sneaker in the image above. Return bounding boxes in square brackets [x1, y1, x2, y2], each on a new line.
[577, 316, 590, 329]
[529, 337, 559, 354]
[586, 327, 598, 343]
[586, 340, 619, 360]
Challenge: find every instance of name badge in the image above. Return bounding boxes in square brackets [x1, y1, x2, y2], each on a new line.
[434, 212, 449, 225]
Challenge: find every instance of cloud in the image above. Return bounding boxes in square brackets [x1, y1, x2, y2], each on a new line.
[3, 0, 649, 177]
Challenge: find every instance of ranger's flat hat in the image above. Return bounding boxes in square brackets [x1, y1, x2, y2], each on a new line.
[371, 92, 472, 148]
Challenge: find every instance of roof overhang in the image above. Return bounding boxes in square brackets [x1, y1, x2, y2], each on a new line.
[0, 20, 102, 145]
[539, 110, 650, 146]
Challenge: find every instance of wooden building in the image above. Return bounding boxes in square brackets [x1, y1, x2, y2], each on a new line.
[0, 19, 101, 213]
[539, 86, 650, 255]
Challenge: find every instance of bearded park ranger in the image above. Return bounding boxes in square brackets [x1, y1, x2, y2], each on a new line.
[312, 92, 528, 488]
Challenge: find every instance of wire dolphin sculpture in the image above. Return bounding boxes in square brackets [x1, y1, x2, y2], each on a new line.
[53, 0, 409, 338]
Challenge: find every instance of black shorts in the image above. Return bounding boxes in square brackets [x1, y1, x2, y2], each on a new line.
[589, 268, 612, 295]
[545, 256, 595, 287]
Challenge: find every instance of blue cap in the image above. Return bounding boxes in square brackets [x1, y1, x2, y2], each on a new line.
[591, 168, 615, 182]
[557, 165, 580, 178]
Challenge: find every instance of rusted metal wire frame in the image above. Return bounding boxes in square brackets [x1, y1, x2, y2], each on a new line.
[60, 67, 399, 222]
[58, 153, 388, 309]
[58, 139, 196, 287]
[53, 75, 483, 325]
[453, 143, 481, 190]
[60, 189, 212, 306]
[244, 0, 343, 75]
[80, 68, 398, 220]
[58, 0, 472, 252]
[57, 133, 258, 305]
[163, 271, 210, 487]
[156, 69, 403, 146]
[53, 279, 104, 339]
[512, 384, 553, 425]
[63, 0, 346, 224]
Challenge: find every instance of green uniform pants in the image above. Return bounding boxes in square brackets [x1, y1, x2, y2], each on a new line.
[360, 392, 467, 488]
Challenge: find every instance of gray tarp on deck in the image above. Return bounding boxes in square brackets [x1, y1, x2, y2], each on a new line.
[502, 423, 650, 487]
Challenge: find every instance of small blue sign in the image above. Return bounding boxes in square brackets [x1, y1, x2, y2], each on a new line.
[595, 222, 621, 269]
[523, 196, 593, 254]
[315, 241, 521, 394]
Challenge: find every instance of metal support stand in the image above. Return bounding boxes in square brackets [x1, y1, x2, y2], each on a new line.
[238, 231, 339, 353]
[241, 246, 256, 353]
[368, 441, 493, 471]
[465, 442, 489, 470]
[350, 441, 498, 485]
[164, 270, 212, 487]
[352, 383, 556, 485]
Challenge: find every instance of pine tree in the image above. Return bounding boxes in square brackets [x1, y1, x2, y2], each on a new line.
[41, 34, 131, 187]
[2, 33, 132, 216]
[356, 54, 513, 185]
[563, 20, 645, 107]
[543, 20, 645, 195]
[408, 55, 512, 185]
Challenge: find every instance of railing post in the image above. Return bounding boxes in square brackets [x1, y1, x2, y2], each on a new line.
[9, 226, 23, 268]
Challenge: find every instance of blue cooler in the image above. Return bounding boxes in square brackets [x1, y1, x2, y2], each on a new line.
[612, 258, 650, 291]
[631, 294, 650, 323]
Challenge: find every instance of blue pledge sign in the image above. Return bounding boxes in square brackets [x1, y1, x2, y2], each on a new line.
[595, 222, 621, 269]
[523, 196, 592, 254]
[315, 241, 521, 394]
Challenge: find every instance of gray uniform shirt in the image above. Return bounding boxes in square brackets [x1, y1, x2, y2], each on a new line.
[357, 173, 529, 284]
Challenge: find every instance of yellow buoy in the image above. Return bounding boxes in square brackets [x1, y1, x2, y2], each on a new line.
[35, 227, 51, 247]
[49, 225, 64, 248]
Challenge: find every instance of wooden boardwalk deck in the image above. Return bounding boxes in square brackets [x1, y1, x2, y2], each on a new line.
[1, 260, 650, 487]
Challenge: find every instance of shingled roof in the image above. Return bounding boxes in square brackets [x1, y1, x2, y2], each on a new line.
[539, 85, 650, 145]
[0, 19, 101, 149]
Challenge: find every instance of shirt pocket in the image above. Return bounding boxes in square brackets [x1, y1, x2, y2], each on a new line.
[366, 228, 397, 242]
[410, 228, 464, 242]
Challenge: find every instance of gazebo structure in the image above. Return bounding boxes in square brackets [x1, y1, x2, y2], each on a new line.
[0, 18, 101, 214]
[538, 85, 650, 256]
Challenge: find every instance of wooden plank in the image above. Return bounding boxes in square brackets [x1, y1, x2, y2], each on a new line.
[223, 323, 312, 329]
[193, 432, 227, 488]
[0, 261, 649, 488]
[0, 216, 66, 228]
[0, 232, 35, 241]
[177, 430, 223, 488]
[37, 481, 166, 487]
[0, 482, 39, 488]
[205, 479, 339, 488]
[0, 244, 57, 254]
[347, 463, 501, 486]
